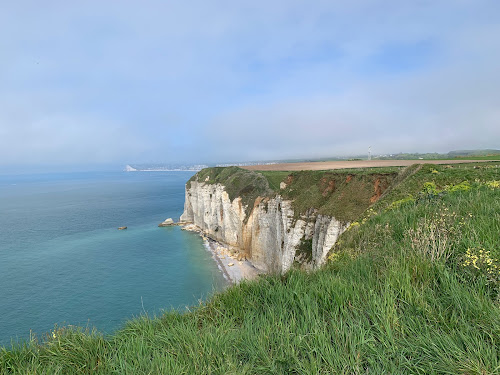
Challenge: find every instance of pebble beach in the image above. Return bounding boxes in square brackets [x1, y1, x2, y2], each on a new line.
[182, 224, 261, 283]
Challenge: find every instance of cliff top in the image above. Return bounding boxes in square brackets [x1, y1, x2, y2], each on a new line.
[187, 162, 500, 223]
[187, 166, 274, 217]
[188, 165, 402, 222]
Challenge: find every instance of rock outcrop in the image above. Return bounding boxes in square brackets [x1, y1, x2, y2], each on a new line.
[180, 180, 348, 273]
[158, 218, 175, 227]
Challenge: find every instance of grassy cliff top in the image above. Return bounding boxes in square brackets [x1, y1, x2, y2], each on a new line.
[188, 166, 403, 222]
[187, 163, 500, 222]
[271, 169, 400, 222]
[259, 162, 500, 221]
[187, 167, 274, 217]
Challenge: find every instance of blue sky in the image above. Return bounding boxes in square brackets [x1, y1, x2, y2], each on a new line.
[1, 1, 499, 167]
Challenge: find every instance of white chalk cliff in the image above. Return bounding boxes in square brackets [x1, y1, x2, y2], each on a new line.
[180, 180, 348, 273]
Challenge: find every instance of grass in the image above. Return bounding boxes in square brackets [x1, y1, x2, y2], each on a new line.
[258, 171, 290, 191]
[453, 155, 500, 160]
[189, 166, 405, 222]
[371, 162, 500, 212]
[1, 163, 499, 374]
[273, 168, 401, 222]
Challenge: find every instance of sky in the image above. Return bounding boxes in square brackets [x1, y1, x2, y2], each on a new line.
[1, 0, 499, 168]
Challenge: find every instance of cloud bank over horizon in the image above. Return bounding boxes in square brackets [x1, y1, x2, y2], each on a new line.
[1, 1, 499, 167]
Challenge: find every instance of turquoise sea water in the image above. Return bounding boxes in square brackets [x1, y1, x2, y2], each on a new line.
[0, 171, 227, 346]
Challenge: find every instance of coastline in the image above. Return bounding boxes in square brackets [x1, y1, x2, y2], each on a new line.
[182, 224, 261, 283]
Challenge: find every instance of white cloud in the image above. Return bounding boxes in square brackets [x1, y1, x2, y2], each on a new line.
[0, 1, 498, 166]
[0, 110, 149, 164]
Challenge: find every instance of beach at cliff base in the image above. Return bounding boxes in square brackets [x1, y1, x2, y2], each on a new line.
[182, 224, 261, 283]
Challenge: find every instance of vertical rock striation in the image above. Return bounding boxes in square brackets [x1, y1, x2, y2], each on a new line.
[180, 180, 347, 273]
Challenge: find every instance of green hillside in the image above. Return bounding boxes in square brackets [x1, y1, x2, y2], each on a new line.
[376, 149, 500, 161]
[1, 163, 499, 374]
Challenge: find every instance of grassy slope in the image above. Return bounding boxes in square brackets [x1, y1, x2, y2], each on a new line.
[272, 168, 400, 222]
[1, 163, 499, 374]
[188, 166, 402, 222]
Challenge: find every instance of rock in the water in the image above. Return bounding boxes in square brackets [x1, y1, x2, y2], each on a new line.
[118, 226, 127, 230]
[158, 218, 175, 227]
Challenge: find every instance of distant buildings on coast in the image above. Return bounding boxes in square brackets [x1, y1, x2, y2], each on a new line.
[124, 164, 209, 172]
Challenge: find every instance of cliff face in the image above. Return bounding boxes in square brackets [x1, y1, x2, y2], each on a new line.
[180, 180, 347, 273]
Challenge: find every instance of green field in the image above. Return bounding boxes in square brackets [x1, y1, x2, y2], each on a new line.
[374, 149, 500, 161]
[1, 163, 499, 374]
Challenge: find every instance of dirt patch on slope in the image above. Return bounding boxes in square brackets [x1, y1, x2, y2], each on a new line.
[370, 177, 390, 203]
[320, 177, 336, 197]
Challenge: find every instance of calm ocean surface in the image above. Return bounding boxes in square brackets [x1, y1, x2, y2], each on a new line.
[0, 171, 227, 346]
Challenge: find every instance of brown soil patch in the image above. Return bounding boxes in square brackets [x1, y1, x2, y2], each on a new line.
[320, 177, 336, 197]
[370, 177, 390, 203]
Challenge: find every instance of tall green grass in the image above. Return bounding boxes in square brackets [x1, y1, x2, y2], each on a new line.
[1, 164, 499, 374]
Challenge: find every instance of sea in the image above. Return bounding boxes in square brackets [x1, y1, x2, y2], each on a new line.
[0, 170, 227, 347]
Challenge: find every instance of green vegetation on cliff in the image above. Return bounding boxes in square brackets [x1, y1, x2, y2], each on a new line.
[187, 166, 274, 218]
[273, 168, 399, 222]
[190, 165, 403, 222]
[2, 163, 499, 374]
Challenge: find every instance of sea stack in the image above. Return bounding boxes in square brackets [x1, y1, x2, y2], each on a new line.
[158, 218, 175, 227]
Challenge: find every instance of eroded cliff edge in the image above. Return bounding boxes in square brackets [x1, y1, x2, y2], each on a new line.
[180, 166, 398, 273]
